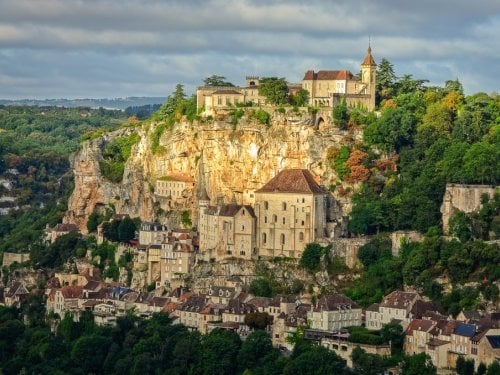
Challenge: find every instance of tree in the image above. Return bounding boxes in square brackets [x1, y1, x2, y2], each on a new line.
[237, 330, 274, 372]
[463, 141, 499, 184]
[70, 334, 111, 374]
[86, 211, 101, 233]
[202, 328, 241, 375]
[244, 312, 273, 330]
[203, 75, 234, 87]
[456, 356, 475, 375]
[351, 346, 388, 375]
[249, 277, 274, 297]
[291, 88, 309, 107]
[376, 58, 397, 102]
[448, 211, 472, 242]
[283, 345, 347, 375]
[299, 243, 325, 273]
[258, 77, 289, 105]
[118, 216, 136, 242]
[333, 98, 348, 129]
[380, 322, 404, 355]
[486, 361, 500, 375]
[401, 353, 436, 375]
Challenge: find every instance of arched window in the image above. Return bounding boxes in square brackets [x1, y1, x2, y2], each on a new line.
[299, 232, 304, 241]
[280, 234, 285, 245]
[282, 217, 285, 224]
[264, 201, 269, 210]
[264, 216, 267, 223]
[262, 233, 267, 244]
[273, 215, 277, 223]
[282, 202, 287, 211]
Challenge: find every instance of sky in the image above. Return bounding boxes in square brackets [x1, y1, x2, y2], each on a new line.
[0, 0, 499, 99]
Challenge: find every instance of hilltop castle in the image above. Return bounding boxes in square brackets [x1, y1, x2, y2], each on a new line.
[196, 45, 376, 114]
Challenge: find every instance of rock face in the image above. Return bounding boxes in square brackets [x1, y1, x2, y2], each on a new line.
[441, 183, 497, 234]
[65, 108, 361, 232]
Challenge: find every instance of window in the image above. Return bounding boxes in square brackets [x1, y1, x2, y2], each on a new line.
[217, 96, 222, 105]
[299, 232, 304, 241]
[273, 215, 277, 223]
[264, 216, 267, 223]
[282, 202, 287, 210]
[241, 225, 245, 231]
[282, 217, 285, 224]
[264, 201, 269, 210]
[263, 233, 267, 244]
[280, 234, 285, 245]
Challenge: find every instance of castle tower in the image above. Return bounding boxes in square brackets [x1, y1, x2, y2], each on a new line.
[361, 44, 377, 110]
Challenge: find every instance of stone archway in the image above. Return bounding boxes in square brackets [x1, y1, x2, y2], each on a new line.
[316, 116, 325, 128]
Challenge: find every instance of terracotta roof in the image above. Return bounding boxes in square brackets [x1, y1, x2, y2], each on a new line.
[380, 291, 419, 309]
[313, 293, 360, 312]
[149, 297, 170, 308]
[256, 169, 325, 194]
[59, 285, 83, 299]
[405, 319, 435, 335]
[303, 70, 354, 81]
[211, 89, 243, 95]
[164, 302, 180, 314]
[219, 204, 256, 218]
[362, 46, 376, 66]
[158, 174, 194, 183]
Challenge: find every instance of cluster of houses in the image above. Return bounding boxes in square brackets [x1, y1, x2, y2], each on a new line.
[3, 271, 498, 372]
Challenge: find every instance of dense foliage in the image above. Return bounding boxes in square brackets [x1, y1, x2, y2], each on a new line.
[99, 132, 140, 183]
[346, 76, 499, 235]
[0, 106, 126, 255]
[0, 306, 354, 375]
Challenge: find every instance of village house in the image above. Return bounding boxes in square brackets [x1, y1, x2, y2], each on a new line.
[3, 281, 29, 307]
[307, 293, 362, 332]
[302, 45, 376, 111]
[160, 230, 197, 288]
[272, 303, 311, 350]
[198, 303, 226, 334]
[178, 295, 209, 331]
[254, 169, 330, 259]
[155, 173, 196, 209]
[365, 290, 421, 330]
[139, 221, 169, 246]
[45, 223, 79, 243]
[46, 285, 83, 319]
[198, 196, 257, 261]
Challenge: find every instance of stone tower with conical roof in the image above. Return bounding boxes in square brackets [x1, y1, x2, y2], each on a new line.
[361, 43, 377, 110]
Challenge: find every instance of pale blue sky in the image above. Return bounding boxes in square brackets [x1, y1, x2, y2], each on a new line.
[0, 0, 499, 99]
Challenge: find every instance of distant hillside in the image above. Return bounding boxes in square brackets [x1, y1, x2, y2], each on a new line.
[0, 96, 166, 110]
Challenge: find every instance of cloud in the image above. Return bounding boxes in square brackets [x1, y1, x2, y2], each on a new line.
[0, 0, 498, 98]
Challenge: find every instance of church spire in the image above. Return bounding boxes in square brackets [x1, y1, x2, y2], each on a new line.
[362, 43, 376, 66]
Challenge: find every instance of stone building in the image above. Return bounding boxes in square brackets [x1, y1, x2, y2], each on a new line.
[198, 191, 257, 261]
[302, 45, 376, 111]
[307, 293, 362, 332]
[155, 173, 195, 207]
[366, 291, 421, 330]
[160, 230, 197, 287]
[254, 169, 329, 258]
[138, 221, 168, 246]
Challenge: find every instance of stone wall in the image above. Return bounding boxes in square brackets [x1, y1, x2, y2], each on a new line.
[2, 252, 30, 268]
[440, 184, 497, 234]
[331, 237, 370, 268]
[390, 230, 424, 256]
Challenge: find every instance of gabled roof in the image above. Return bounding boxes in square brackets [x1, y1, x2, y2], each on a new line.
[405, 319, 435, 336]
[313, 293, 360, 312]
[380, 291, 419, 309]
[219, 204, 256, 218]
[256, 169, 325, 194]
[303, 70, 354, 81]
[59, 285, 83, 299]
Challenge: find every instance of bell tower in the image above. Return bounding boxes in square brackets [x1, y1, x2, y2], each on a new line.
[361, 43, 376, 110]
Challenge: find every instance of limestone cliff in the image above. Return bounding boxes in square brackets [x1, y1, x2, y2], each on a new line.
[65, 108, 361, 232]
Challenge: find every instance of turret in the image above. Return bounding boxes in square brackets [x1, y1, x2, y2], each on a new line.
[361, 44, 377, 110]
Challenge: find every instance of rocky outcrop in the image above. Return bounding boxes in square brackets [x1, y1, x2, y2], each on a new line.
[65, 108, 361, 232]
[441, 183, 497, 234]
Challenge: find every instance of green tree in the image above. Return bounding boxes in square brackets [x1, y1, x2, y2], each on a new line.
[456, 356, 475, 375]
[86, 211, 102, 233]
[237, 330, 274, 373]
[291, 88, 309, 107]
[463, 141, 499, 184]
[333, 98, 348, 129]
[203, 75, 234, 87]
[380, 322, 404, 355]
[351, 346, 388, 375]
[376, 58, 397, 102]
[486, 361, 500, 375]
[202, 329, 241, 375]
[258, 77, 289, 105]
[299, 243, 325, 273]
[283, 345, 347, 375]
[118, 216, 136, 242]
[249, 277, 274, 297]
[70, 334, 112, 374]
[244, 312, 273, 330]
[448, 211, 472, 242]
[401, 353, 436, 375]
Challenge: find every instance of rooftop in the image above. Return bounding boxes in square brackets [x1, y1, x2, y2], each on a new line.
[256, 169, 325, 195]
